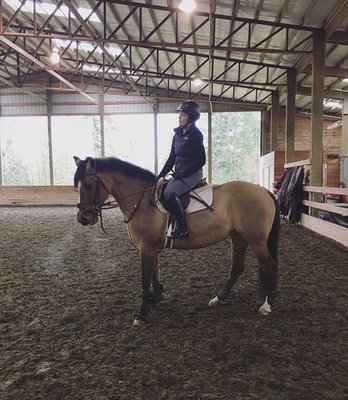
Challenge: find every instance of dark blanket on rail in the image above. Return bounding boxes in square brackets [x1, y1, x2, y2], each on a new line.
[277, 166, 305, 223]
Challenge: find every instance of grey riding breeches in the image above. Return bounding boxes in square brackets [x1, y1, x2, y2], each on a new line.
[163, 169, 203, 201]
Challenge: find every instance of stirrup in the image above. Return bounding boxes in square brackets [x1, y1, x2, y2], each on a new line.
[171, 229, 189, 239]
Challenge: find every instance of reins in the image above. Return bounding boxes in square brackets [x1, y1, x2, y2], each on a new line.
[122, 181, 150, 224]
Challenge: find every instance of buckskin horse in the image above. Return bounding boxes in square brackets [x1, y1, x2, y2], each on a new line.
[74, 156, 280, 325]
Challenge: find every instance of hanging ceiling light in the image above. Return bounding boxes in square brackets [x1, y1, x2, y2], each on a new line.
[179, 0, 197, 13]
[50, 47, 60, 65]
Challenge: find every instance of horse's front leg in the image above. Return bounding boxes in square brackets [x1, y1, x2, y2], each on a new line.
[150, 254, 164, 305]
[133, 249, 158, 326]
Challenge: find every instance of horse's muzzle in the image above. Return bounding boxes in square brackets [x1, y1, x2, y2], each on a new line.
[77, 210, 99, 226]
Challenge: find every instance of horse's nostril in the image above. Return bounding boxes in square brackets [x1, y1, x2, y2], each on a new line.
[78, 217, 89, 226]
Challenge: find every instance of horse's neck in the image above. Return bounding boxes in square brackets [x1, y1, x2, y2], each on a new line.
[109, 173, 149, 214]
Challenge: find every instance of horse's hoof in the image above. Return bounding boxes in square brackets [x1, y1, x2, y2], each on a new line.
[208, 296, 220, 307]
[132, 318, 143, 326]
[259, 298, 272, 315]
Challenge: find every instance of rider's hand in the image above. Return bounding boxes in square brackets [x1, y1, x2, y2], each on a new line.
[155, 174, 163, 184]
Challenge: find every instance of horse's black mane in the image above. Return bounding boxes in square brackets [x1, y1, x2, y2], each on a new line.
[74, 157, 156, 188]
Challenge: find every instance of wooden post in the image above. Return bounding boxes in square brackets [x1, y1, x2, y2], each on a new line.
[208, 108, 212, 183]
[47, 90, 54, 185]
[310, 30, 325, 188]
[99, 94, 105, 157]
[271, 90, 280, 152]
[260, 109, 270, 156]
[341, 94, 348, 157]
[310, 30, 326, 214]
[286, 68, 296, 163]
[153, 102, 159, 175]
[0, 120, 2, 186]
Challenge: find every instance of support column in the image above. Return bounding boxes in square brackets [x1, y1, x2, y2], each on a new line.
[208, 108, 212, 183]
[271, 90, 280, 152]
[0, 103, 3, 185]
[0, 123, 2, 186]
[310, 30, 326, 188]
[99, 94, 105, 157]
[341, 94, 348, 157]
[286, 68, 296, 163]
[47, 90, 54, 185]
[153, 102, 159, 174]
[260, 109, 270, 156]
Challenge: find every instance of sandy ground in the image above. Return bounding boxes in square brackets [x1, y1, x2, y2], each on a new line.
[0, 206, 347, 400]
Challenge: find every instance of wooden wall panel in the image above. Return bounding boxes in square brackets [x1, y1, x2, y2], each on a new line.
[0, 186, 77, 206]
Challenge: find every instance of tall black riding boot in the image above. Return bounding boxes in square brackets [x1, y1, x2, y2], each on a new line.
[167, 193, 189, 239]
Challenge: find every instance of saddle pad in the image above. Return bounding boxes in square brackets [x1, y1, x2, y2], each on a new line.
[156, 185, 213, 214]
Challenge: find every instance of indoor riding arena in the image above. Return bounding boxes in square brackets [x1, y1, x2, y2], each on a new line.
[1, 1, 348, 400]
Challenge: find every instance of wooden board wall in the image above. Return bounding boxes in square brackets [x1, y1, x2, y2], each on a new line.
[0, 186, 77, 206]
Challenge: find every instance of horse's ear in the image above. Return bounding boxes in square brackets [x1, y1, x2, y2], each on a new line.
[73, 156, 81, 167]
[86, 157, 96, 173]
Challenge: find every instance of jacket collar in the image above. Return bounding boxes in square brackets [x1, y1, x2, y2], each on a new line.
[174, 122, 195, 135]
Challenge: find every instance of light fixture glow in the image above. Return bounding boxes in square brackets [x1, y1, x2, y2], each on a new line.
[108, 46, 125, 58]
[323, 99, 342, 109]
[327, 120, 342, 130]
[179, 0, 197, 13]
[4, 1, 101, 22]
[50, 47, 60, 64]
[192, 76, 203, 86]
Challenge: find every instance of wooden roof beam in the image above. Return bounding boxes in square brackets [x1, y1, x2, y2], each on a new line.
[297, 85, 346, 100]
[327, 30, 348, 45]
[61, 0, 154, 109]
[296, 0, 348, 74]
[302, 65, 348, 79]
[0, 35, 97, 104]
[325, 0, 348, 39]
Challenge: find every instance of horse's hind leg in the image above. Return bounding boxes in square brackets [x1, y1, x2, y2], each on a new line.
[250, 241, 278, 315]
[209, 232, 248, 306]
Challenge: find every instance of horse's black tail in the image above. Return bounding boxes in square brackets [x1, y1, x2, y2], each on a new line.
[267, 191, 280, 264]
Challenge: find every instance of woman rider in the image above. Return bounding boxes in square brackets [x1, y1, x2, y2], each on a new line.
[157, 101, 206, 239]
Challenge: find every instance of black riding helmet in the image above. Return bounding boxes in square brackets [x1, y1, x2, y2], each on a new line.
[176, 101, 201, 123]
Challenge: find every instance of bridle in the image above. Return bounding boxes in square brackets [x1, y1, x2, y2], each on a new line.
[77, 172, 151, 232]
[77, 173, 118, 233]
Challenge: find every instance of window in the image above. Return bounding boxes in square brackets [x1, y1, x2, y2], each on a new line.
[0, 116, 49, 185]
[212, 111, 260, 184]
[104, 114, 154, 171]
[51, 116, 100, 185]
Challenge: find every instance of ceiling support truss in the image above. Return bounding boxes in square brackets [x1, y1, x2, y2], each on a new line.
[1, 1, 318, 54]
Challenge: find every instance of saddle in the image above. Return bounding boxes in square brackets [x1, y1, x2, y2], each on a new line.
[154, 178, 212, 249]
[157, 178, 208, 211]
